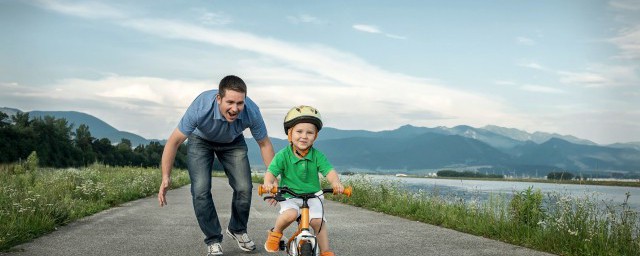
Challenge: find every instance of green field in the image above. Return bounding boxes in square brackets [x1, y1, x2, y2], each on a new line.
[329, 176, 640, 256]
[3, 166, 638, 255]
[0, 164, 190, 251]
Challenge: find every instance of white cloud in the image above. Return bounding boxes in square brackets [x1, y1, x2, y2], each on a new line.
[287, 14, 324, 25]
[609, 25, 640, 59]
[353, 24, 406, 40]
[609, 0, 640, 11]
[199, 11, 232, 26]
[32, 1, 640, 144]
[0, 76, 212, 139]
[518, 59, 637, 88]
[521, 84, 564, 94]
[516, 36, 536, 46]
[8, 2, 529, 139]
[557, 71, 609, 87]
[34, 0, 124, 19]
[353, 24, 381, 34]
[385, 34, 407, 40]
[519, 61, 546, 70]
[558, 64, 639, 88]
[494, 80, 517, 86]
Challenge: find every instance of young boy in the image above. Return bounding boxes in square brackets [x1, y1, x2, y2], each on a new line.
[262, 105, 344, 256]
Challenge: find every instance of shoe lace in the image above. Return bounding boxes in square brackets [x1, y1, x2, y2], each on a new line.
[241, 233, 251, 242]
[208, 243, 222, 253]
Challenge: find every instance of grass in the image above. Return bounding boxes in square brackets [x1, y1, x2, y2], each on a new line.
[326, 175, 640, 256]
[4, 169, 637, 255]
[397, 175, 640, 188]
[0, 164, 190, 251]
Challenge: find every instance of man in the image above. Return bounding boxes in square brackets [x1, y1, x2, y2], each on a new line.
[158, 75, 274, 256]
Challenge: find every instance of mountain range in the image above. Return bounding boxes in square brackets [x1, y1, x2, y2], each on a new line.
[2, 107, 639, 177]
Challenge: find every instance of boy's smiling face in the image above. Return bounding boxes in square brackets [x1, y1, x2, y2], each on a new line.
[290, 122, 318, 151]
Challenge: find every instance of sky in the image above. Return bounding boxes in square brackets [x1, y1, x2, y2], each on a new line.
[1, 0, 639, 145]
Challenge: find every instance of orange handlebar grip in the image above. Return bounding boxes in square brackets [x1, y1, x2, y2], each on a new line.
[342, 186, 353, 197]
[258, 185, 278, 196]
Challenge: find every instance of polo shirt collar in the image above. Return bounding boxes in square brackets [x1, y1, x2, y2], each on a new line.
[287, 145, 314, 164]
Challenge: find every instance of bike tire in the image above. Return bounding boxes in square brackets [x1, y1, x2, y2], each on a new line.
[299, 242, 314, 256]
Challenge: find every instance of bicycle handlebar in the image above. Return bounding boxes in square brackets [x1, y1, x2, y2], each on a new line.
[258, 185, 352, 198]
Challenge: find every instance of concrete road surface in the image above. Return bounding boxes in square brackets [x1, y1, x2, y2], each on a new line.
[4, 178, 555, 256]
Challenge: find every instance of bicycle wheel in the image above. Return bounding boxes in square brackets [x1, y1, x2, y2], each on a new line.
[299, 242, 314, 256]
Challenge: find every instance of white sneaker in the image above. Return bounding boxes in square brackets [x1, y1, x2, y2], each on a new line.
[207, 243, 223, 256]
[226, 228, 256, 251]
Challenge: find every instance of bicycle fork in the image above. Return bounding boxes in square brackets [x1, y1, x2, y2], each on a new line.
[286, 200, 318, 256]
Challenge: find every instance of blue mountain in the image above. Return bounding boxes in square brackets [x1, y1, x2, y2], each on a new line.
[3, 107, 638, 176]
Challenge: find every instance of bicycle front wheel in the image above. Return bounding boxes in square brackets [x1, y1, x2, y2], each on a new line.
[299, 242, 314, 256]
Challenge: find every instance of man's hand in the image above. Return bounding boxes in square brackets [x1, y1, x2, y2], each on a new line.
[158, 178, 171, 207]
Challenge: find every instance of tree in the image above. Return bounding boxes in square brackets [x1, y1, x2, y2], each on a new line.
[0, 112, 9, 127]
[11, 112, 31, 128]
[547, 171, 574, 180]
[75, 124, 96, 166]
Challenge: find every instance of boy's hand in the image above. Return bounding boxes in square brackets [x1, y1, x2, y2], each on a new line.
[261, 183, 278, 206]
[332, 181, 344, 195]
[262, 183, 274, 194]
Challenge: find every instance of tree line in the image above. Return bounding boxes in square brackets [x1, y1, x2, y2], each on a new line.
[0, 112, 187, 168]
[436, 170, 505, 179]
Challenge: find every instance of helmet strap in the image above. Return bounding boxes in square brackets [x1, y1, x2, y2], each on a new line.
[287, 128, 317, 158]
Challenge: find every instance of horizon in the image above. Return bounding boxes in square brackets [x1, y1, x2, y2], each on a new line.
[1, 1, 639, 145]
[3, 106, 636, 145]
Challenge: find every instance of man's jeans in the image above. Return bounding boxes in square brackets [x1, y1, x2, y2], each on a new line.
[187, 134, 253, 245]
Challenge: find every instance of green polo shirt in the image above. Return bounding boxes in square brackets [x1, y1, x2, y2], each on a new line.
[267, 146, 333, 197]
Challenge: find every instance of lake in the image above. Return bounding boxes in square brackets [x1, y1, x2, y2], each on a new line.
[350, 175, 640, 211]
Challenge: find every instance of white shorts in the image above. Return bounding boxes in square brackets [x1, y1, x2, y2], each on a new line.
[279, 194, 326, 222]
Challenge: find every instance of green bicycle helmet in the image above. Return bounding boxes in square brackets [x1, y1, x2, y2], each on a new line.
[283, 105, 323, 134]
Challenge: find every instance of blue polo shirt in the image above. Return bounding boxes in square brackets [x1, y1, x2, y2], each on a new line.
[177, 90, 268, 143]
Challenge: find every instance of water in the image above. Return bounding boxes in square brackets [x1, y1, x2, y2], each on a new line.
[351, 175, 640, 211]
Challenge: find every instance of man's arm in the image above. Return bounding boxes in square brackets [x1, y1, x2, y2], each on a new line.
[257, 136, 275, 168]
[158, 128, 188, 207]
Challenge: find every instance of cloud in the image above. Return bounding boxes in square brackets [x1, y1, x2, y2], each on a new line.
[8, 1, 526, 139]
[518, 59, 637, 88]
[558, 64, 638, 88]
[609, 25, 640, 59]
[557, 71, 609, 87]
[287, 14, 324, 25]
[516, 36, 536, 46]
[33, 0, 124, 19]
[353, 24, 381, 34]
[494, 80, 517, 86]
[353, 24, 406, 40]
[518, 61, 546, 70]
[198, 11, 232, 26]
[24, 1, 535, 140]
[521, 84, 564, 94]
[609, 0, 640, 11]
[1, 76, 212, 139]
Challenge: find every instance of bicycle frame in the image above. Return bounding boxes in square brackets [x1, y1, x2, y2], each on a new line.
[258, 186, 352, 256]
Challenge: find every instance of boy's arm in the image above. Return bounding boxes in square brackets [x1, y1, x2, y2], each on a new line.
[262, 171, 279, 206]
[262, 171, 278, 192]
[325, 170, 344, 194]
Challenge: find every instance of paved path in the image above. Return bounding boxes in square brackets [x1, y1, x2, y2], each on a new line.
[5, 178, 555, 256]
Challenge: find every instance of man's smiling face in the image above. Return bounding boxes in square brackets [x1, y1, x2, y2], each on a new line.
[216, 89, 245, 122]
